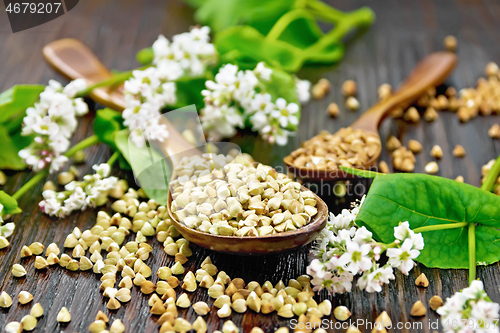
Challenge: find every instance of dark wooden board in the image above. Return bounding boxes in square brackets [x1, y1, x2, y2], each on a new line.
[0, 0, 500, 332]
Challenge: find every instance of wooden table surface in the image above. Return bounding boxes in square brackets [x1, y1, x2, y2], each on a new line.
[1, 0, 500, 332]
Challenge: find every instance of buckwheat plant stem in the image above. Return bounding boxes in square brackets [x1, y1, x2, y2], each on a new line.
[12, 135, 99, 201]
[77, 64, 151, 97]
[413, 222, 468, 234]
[12, 169, 49, 201]
[468, 154, 500, 283]
[107, 151, 120, 167]
[468, 223, 476, 283]
[266, 9, 314, 41]
[481, 154, 500, 193]
[64, 135, 99, 158]
[77, 71, 134, 97]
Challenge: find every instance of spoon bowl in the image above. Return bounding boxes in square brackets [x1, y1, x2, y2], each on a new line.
[284, 51, 458, 181]
[43, 38, 330, 255]
[284, 129, 382, 181]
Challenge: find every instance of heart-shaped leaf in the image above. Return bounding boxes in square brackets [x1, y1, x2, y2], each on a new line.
[94, 108, 130, 170]
[0, 85, 45, 123]
[0, 191, 21, 216]
[0, 125, 32, 170]
[356, 173, 500, 269]
[114, 130, 171, 204]
[191, 0, 293, 34]
[215, 26, 307, 72]
[94, 108, 125, 151]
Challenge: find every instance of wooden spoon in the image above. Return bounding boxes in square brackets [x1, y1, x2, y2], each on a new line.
[43, 38, 329, 255]
[284, 51, 458, 181]
[43, 38, 197, 164]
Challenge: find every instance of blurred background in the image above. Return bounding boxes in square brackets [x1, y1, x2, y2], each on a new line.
[1, 1, 500, 332]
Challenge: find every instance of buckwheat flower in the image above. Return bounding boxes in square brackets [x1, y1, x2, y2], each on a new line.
[295, 77, 311, 103]
[254, 62, 272, 81]
[336, 227, 357, 243]
[463, 280, 488, 300]
[39, 163, 118, 218]
[309, 270, 334, 293]
[62, 78, 88, 99]
[249, 111, 269, 132]
[248, 93, 275, 115]
[216, 64, 240, 85]
[393, 221, 411, 240]
[471, 300, 500, 328]
[260, 124, 291, 146]
[308, 196, 423, 294]
[358, 264, 395, 293]
[394, 221, 424, 250]
[307, 258, 353, 293]
[124, 67, 177, 106]
[19, 79, 89, 173]
[270, 98, 299, 128]
[201, 104, 244, 141]
[201, 62, 305, 146]
[122, 68, 176, 147]
[386, 238, 420, 275]
[307, 259, 328, 280]
[438, 280, 499, 333]
[410, 232, 425, 251]
[141, 119, 169, 143]
[338, 239, 373, 274]
[353, 226, 373, 245]
[152, 27, 217, 78]
[329, 210, 355, 233]
[330, 272, 354, 293]
[124, 27, 217, 148]
[233, 70, 259, 105]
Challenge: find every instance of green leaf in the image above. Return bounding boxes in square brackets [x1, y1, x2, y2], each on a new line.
[94, 108, 125, 151]
[339, 166, 381, 179]
[173, 77, 207, 110]
[275, 15, 323, 49]
[356, 173, 500, 269]
[259, 67, 301, 131]
[192, 0, 293, 34]
[215, 26, 306, 72]
[0, 85, 44, 123]
[115, 130, 171, 204]
[0, 190, 21, 215]
[0, 125, 31, 170]
[94, 108, 131, 170]
[263, 68, 298, 104]
[182, 0, 206, 7]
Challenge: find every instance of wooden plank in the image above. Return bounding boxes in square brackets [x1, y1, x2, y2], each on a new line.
[0, 0, 499, 332]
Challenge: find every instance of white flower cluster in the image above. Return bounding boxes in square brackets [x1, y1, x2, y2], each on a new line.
[201, 63, 309, 146]
[438, 280, 499, 333]
[122, 67, 175, 147]
[39, 164, 118, 218]
[19, 79, 89, 173]
[307, 197, 424, 294]
[152, 26, 217, 78]
[0, 204, 15, 238]
[123, 27, 217, 148]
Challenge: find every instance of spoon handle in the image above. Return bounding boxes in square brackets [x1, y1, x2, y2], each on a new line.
[43, 38, 198, 164]
[43, 38, 127, 110]
[351, 51, 458, 133]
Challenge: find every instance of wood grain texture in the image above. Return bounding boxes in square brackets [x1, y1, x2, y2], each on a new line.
[1, 0, 500, 332]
